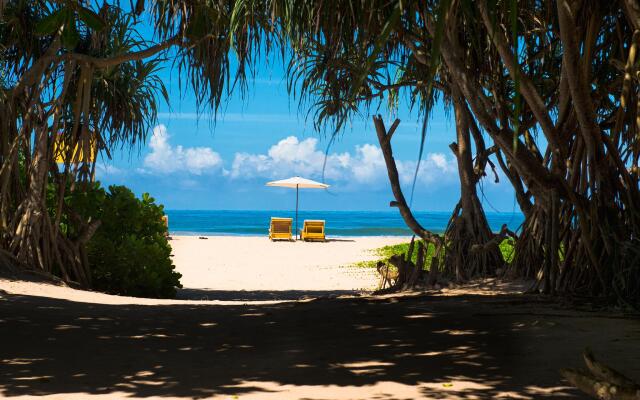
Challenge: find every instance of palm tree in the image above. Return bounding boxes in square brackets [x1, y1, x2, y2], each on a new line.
[253, 0, 640, 305]
[0, 2, 172, 284]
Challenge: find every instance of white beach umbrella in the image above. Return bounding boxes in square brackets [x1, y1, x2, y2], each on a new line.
[266, 176, 330, 239]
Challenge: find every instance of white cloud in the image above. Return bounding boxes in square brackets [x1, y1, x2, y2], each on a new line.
[228, 135, 457, 187]
[95, 163, 122, 176]
[397, 153, 458, 185]
[345, 144, 385, 184]
[228, 136, 350, 180]
[143, 125, 222, 175]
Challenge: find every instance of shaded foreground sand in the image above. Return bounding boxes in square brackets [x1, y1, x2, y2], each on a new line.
[1, 282, 639, 400]
[0, 235, 639, 399]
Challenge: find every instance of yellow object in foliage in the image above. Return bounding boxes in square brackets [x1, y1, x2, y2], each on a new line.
[162, 215, 169, 236]
[301, 220, 325, 241]
[53, 134, 97, 163]
[269, 217, 293, 241]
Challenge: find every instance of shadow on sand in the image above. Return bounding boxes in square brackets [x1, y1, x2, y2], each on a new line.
[1, 290, 638, 399]
[177, 288, 361, 301]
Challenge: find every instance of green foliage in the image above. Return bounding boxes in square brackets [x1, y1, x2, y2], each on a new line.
[354, 240, 440, 270]
[499, 238, 516, 264]
[47, 181, 105, 238]
[356, 238, 516, 271]
[35, 3, 106, 48]
[35, 8, 67, 36]
[76, 7, 106, 31]
[46, 181, 180, 298]
[87, 185, 181, 298]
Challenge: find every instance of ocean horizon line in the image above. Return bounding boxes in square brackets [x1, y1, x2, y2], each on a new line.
[169, 232, 415, 238]
[164, 209, 525, 237]
[165, 209, 524, 215]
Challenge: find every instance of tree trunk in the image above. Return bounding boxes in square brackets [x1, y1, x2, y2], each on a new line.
[10, 126, 49, 270]
[445, 96, 504, 280]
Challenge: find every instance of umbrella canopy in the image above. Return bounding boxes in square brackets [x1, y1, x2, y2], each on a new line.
[266, 176, 329, 189]
[266, 176, 329, 239]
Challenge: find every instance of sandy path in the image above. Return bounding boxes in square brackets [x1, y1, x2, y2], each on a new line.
[170, 236, 408, 299]
[1, 286, 639, 400]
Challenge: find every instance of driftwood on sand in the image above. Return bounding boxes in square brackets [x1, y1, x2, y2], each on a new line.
[561, 349, 640, 399]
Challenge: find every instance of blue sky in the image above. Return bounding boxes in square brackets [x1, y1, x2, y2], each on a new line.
[96, 56, 518, 212]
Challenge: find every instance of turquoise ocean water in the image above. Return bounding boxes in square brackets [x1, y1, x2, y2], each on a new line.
[165, 210, 524, 237]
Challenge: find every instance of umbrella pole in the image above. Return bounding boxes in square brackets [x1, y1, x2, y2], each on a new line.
[295, 184, 299, 240]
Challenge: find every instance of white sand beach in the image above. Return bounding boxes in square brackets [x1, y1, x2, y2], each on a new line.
[0, 235, 410, 305]
[170, 235, 409, 298]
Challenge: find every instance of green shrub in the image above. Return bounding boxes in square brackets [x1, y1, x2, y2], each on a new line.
[87, 185, 181, 298]
[354, 240, 440, 270]
[499, 238, 516, 264]
[356, 238, 516, 270]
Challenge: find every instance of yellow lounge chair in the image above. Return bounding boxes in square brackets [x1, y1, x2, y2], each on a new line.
[269, 217, 293, 241]
[301, 220, 326, 241]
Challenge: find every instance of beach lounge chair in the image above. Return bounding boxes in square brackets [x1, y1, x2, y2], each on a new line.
[301, 220, 326, 241]
[269, 217, 293, 241]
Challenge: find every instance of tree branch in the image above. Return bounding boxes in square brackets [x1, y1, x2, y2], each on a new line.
[476, 1, 565, 158]
[63, 36, 182, 68]
[373, 115, 441, 245]
[556, 0, 603, 156]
